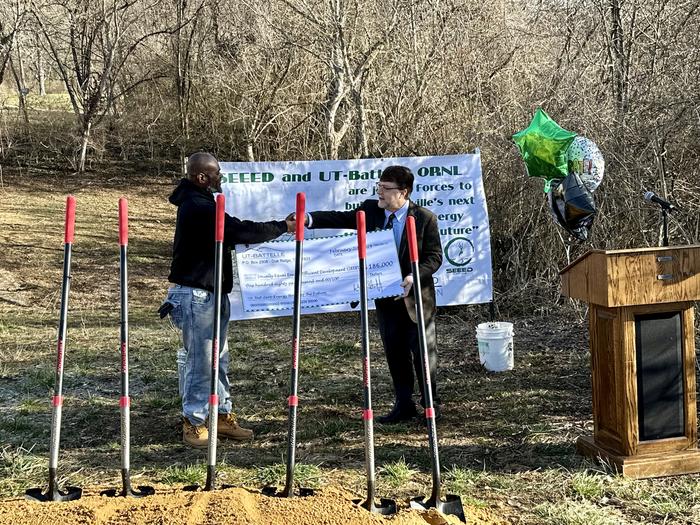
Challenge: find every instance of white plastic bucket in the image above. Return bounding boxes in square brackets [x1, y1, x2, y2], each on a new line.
[176, 348, 187, 397]
[476, 322, 514, 372]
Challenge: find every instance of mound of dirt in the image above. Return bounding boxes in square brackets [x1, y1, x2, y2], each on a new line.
[0, 486, 506, 525]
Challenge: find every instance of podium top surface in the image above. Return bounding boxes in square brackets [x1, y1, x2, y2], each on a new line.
[560, 245, 700, 306]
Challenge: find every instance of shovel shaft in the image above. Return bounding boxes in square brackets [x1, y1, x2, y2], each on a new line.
[119, 199, 131, 471]
[206, 194, 226, 490]
[120, 243, 131, 471]
[283, 193, 305, 496]
[49, 391, 64, 470]
[49, 196, 75, 471]
[356, 212, 376, 501]
[406, 217, 442, 503]
[50, 242, 71, 470]
[120, 398, 130, 471]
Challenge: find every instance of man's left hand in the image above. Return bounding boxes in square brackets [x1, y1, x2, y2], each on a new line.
[400, 275, 413, 297]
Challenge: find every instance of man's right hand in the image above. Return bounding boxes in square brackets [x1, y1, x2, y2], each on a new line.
[285, 214, 295, 233]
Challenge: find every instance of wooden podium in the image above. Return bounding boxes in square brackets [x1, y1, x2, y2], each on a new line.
[560, 245, 700, 478]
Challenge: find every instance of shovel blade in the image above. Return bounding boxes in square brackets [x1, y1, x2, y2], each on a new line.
[25, 485, 82, 502]
[262, 486, 314, 498]
[129, 485, 156, 497]
[101, 485, 155, 498]
[353, 497, 397, 516]
[440, 495, 466, 522]
[411, 494, 466, 523]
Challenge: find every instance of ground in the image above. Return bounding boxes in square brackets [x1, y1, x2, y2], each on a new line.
[0, 166, 699, 524]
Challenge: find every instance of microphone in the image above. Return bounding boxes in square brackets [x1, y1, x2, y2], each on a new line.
[644, 191, 676, 211]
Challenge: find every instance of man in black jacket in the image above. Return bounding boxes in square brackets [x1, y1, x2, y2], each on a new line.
[164, 152, 292, 448]
[296, 166, 443, 424]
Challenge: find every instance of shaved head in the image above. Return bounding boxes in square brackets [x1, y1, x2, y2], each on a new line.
[187, 152, 218, 178]
[187, 152, 222, 192]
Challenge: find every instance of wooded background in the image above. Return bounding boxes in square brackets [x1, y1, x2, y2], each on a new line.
[1, 0, 699, 305]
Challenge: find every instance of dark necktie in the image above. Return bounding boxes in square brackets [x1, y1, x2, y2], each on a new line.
[385, 213, 396, 230]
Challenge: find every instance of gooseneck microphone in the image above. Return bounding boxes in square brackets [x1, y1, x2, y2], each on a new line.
[644, 191, 676, 211]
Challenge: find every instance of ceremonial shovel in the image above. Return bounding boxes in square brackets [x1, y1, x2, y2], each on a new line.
[25, 196, 82, 502]
[352, 211, 396, 515]
[405, 216, 465, 522]
[263, 193, 313, 498]
[101, 198, 154, 498]
[184, 194, 226, 492]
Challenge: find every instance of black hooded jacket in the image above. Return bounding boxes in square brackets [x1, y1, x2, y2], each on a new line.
[168, 178, 287, 293]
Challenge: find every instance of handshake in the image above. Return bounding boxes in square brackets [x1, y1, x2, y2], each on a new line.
[281, 212, 414, 299]
[284, 212, 310, 233]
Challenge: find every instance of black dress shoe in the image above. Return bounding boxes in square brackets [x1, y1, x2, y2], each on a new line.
[377, 403, 417, 424]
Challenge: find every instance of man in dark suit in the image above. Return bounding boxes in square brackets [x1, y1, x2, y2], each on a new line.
[296, 166, 443, 423]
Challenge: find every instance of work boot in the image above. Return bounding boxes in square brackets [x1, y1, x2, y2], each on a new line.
[183, 417, 208, 449]
[216, 412, 254, 440]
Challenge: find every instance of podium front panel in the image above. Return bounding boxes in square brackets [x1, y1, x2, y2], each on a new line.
[634, 312, 685, 441]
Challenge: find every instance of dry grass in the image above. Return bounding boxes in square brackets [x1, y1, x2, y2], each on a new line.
[1, 167, 699, 524]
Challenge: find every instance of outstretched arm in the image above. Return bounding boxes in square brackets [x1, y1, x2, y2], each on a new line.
[224, 215, 288, 247]
[308, 208, 358, 230]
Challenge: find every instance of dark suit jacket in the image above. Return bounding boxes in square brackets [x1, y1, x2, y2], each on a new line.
[310, 199, 443, 320]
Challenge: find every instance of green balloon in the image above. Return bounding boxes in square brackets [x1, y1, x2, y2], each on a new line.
[513, 108, 576, 192]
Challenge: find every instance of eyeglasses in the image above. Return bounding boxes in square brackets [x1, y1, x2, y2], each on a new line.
[375, 183, 401, 192]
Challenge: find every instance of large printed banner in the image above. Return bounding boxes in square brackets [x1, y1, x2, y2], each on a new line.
[222, 154, 492, 320]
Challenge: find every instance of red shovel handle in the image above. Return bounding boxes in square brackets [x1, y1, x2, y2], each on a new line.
[118, 197, 128, 246]
[356, 211, 366, 259]
[64, 195, 76, 244]
[296, 193, 305, 241]
[215, 194, 225, 242]
[406, 216, 418, 262]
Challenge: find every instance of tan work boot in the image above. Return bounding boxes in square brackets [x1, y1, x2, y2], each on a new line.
[216, 412, 254, 440]
[183, 417, 208, 449]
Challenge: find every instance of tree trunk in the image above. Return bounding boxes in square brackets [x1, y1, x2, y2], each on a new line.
[352, 84, 368, 159]
[78, 121, 91, 172]
[325, 47, 345, 160]
[246, 141, 255, 162]
[609, 0, 628, 123]
[174, 0, 193, 161]
[17, 42, 27, 94]
[35, 34, 46, 96]
[9, 57, 28, 124]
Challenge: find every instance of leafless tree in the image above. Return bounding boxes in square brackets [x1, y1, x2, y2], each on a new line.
[31, 0, 173, 171]
[170, 0, 207, 170]
[0, 0, 29, 86]
[267, 0, 401, 159]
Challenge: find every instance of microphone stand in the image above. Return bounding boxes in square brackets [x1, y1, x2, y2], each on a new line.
[661, 208, 669, 247]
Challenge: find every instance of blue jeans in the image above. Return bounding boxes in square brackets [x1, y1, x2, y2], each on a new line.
[164, 285, 232, 426]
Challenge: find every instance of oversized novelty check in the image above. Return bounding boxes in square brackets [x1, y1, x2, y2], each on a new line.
[235, 230, 403, 312]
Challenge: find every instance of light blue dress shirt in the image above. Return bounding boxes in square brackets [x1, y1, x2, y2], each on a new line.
[385, 201, 409, 249]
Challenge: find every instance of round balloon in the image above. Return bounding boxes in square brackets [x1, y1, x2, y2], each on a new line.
[566, 136, 604, 192]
